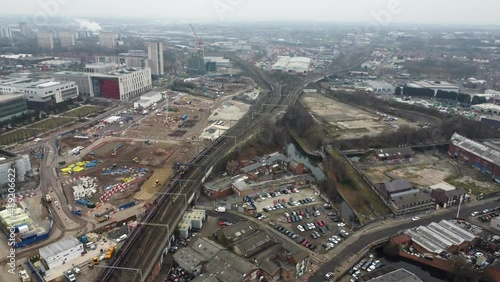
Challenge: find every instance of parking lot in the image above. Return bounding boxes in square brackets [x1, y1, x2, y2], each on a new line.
[249, 188, 352, 255]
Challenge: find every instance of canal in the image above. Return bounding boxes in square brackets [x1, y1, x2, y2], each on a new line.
[286, 142, 360, 228]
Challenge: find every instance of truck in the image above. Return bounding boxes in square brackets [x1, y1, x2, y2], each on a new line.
[104, 246, 115, 259]
[19, 270, 31, 282]
[215, 207, 226, 213]
[96, 216, 109, 223]
[95, 209, 114, 218]
[45, 194, 52, 203]
[76, 198, 96, 208]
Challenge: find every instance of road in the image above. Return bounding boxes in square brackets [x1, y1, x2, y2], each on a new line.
[308, 198, 500, 282]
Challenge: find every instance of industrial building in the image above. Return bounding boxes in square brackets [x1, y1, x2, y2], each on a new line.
[39, 237, 84, 269]
[182, 209, 206, 230]
[173, 238, 224, 275]
[233, 230, 275, 258]
[0, 77, 78, 110]
[406, 80, 460, 94]
[216, 222, 258, 243]
[53, 71, 91, 98]
[429, 182, 466, 208]
[59, 31, 76, 47]
[471, 103, 500, 115]
[479, 116, 500, 129]
[365, 268, 422, 282]
[0, 94, 28, 124]
[133, 91, 162, 109]
[203, 177, 234, 199]
[187, 48, 205, 75]
[231, 174, 314, 197]
[147, 42, 164, 77]
[449, 133, 500, 181]
[0, 207, 33, 231]
[364, 80, 395, 94]
[380, 179, 414, 199]
[405, 220, 475, 254]
[89, 68, 152, 100]
[390, 192, 435, 217]
[37, 32, 54, 49]
[177, 219, 192, 239]
[272, 56, 311, 74]
[99, 32, 116, 48]
[203, 250, 259, 282]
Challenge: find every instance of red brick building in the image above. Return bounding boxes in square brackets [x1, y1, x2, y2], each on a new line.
[448, 133, 500, 182]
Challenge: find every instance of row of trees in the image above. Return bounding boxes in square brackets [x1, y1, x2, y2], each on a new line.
[283, 104, 324, 150]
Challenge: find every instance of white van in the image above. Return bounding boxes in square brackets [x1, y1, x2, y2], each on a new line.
[215, 207, 226, 213]
[116, 234, 128, 242]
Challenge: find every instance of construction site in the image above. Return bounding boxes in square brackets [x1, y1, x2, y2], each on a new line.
[301, 93, 416, 139]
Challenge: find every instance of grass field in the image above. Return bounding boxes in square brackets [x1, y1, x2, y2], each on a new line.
[61, 106, 102, 118]
[26, 117, 74, 129]
[0, 128, 45, 145]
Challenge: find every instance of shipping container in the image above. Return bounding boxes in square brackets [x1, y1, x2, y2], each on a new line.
[119, 201, 136, 210]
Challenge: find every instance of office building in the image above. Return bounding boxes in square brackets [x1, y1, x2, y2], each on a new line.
[59, 31, 76, 47]
[0, 77, 78, 110]
[19, 22, 30, 36]
[84, 63, 117, 74]
[89, 68, 152, 100]
[187, 48, 205, 74]
[147, 42, 164, 77]
[99, 32, 116, 48]
[0, 94, 28, 124]
[0, 26, 12, 38]
[53, 71, 91, 98]
[96, 52, 151, 69]
[37, 32, 54, 49]
[39, 237, 84, 269]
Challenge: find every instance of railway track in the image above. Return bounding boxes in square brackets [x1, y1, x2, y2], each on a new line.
[99, 54, 358, 282]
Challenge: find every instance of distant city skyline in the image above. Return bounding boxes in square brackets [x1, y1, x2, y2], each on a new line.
[1, 0, 500, 26]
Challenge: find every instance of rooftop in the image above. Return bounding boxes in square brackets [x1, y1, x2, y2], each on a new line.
[173, 248, 207, 271]
[366, 268, 422, 282]
[429, 182, 456, 192]
[427, 222, 465, 245]
[217, 221, 257, 243]
[232, 174, 314, 192]
[405, 229, 444, 254]
[39, 237, 82, 258]
[365, 80, 395, 89]
[472, 103, 500, 111]
[438, 220, 475, 242]
[451, 133, 500, 166]
[141, 91, 161, 98]
[177, 219, 191, 231]
[409, 80, 458, 89]
[204, 250, 258, 282]
[384, 179, 413, 193]
[190, 275, 220, 282]
[241, 153, 288, 173]
[204, 177, 234, 192]
[191, 237, 225, 260]
[0, 93, 25, 102]
[233, 230, 275, 257]
[392, 192, 433, 208]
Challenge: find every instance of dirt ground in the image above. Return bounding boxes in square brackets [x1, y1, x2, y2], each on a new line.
[200, 101, 251, 140]
[301, 94, 415, 139]
[360, 153, 457, 187]
[61, 140, 181, 207]
[60, 136, 94, 155]
[121, 93, 214, 140]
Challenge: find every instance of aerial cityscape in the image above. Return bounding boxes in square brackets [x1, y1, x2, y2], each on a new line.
[1, 1, 500, 282]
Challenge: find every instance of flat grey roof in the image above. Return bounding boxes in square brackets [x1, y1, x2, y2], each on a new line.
[384, 179, 413, 193]
[366, 268, 422, 282]
[233, 230, 274, 257]
[205, 250, 258, 282]
[191, 237, 225, 260]
[173, 248, 207, 271]
[204, 177, 234, 192]
[392, 192, 433, 208]
[39, 237, 82, 258]
[241, 153, 288, 173]
[0, 93, 25, 102]
[233, 174, 314, 192]
[217, 221, 257, 242]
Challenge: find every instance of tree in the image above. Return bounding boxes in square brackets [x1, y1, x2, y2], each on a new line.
[451, 256, 479, 282]
[395, 86, 402, 95]
[382, 241, 399, 257]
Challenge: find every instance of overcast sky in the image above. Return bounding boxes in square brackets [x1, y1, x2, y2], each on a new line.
[2, 0, 500, 25]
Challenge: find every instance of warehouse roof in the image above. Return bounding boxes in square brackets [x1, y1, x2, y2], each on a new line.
[439, 220, 475, 242]
[366, 268, 422, 282]
[205, 250, 258, 282]
[253, 244, 282, 275]
[39, 237, 82, 258]
[375, 147, 413, 159]
[427, 222, 464, 245]
[177, 220, 192, 231]
[203, 177, 234, 192]
[173, 248, 207, 271]
[405, 229, 443, 254]
[410, 80, 458, 90]
[190, 274, 220, 282]
[384, 179, 413, 194]
[415, 226, 454, 249]
[241, 153, 288, 173]
[217, 221, 257, 243]
[450, 133, 500, 166]
[233, 174, 314, 192]
[233, 230, 275, 257]
[191, 237, 224, 260]
[392, 192, 433, 208]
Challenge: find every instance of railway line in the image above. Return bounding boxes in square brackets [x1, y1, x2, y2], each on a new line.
[98, 54, 359, 282]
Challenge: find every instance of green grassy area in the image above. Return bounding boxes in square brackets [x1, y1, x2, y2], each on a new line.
[26, 117, 74, 129]
[328, 148, 390, 222]
[0, 128, 45, 145]
[61, 106, 102, 118]
[446, 178, 495, 196]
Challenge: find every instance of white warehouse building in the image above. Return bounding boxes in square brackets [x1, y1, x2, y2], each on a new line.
[39, 237, 84, 269]
[134, 91, 162, 108]
[272, 56, 311, 74]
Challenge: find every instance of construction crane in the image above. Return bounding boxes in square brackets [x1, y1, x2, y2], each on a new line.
[189, 23, 203, 50]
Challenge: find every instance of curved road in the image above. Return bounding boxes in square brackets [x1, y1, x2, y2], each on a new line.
[309, 198, 500, 281]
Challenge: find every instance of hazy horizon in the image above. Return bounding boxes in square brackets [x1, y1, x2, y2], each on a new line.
[1, 0, 500, 26]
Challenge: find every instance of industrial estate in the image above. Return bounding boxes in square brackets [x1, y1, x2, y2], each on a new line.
[1, 4, 500, 282]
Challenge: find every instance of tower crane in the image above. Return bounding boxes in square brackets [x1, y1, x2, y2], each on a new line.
[189, 23, 203, 50]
